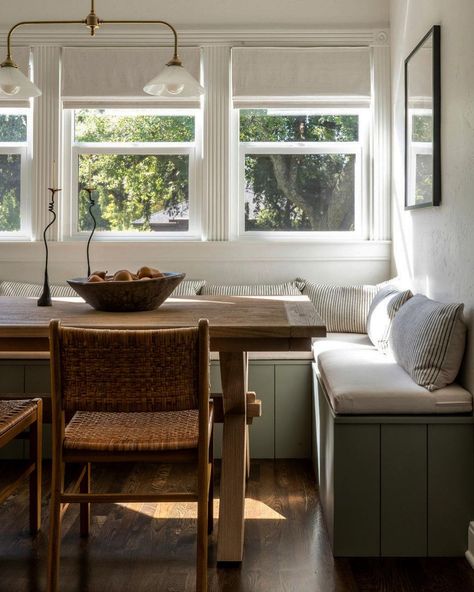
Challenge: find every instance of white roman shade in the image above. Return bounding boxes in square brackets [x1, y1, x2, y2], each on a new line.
[0, 47, 31, 108]
[61, 47, 201, 109]
[232, 47, 371, 108]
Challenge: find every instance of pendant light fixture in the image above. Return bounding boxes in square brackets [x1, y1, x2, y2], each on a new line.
[0, 0, 204, 99]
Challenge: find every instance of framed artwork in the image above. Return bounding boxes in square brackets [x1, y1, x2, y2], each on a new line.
[405, 25, 441, 209]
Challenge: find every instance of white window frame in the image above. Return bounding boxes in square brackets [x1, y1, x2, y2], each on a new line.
[232, 107, 370, 241]
[407, 107, 433, 206]
[0, 108, 32, 240]
[62, 108, 202, 241]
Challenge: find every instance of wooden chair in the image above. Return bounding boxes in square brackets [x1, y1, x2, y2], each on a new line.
[0, 398, 43, 533]
[47, 319, 213, 592]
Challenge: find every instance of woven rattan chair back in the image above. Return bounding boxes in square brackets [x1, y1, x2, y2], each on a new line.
[54, 325, 201, 413]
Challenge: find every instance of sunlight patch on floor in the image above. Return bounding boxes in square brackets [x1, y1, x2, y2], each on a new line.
[116, 498, 286, 520]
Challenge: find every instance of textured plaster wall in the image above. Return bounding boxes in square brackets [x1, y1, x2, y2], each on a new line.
[390, 0, 474, 391]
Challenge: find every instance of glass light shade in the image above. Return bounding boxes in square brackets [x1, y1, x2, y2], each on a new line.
[143, 63, 204, 98]
[0, 64, 41, 98]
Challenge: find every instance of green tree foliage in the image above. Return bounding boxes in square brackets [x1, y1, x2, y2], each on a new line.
[0, 114, 26, 231]
[240, 110, 358, 231]
[76, 111, 193, 232]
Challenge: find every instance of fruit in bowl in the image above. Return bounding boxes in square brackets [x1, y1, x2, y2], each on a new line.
[67, 267, 185, 312]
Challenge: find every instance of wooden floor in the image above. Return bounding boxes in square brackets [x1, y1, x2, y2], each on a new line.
[1, 460, 474, 592]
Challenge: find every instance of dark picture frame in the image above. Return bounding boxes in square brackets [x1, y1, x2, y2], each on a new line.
[405, 25, 441, 209]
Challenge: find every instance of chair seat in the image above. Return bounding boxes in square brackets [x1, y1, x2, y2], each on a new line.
[0, 399, 38, 437]
[64, 407, 213, 452]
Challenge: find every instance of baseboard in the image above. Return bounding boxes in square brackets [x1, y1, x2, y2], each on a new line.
[465, 523, 474, 569]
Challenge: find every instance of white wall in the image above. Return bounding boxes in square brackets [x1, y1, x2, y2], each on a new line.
[0, 0, 389, 28]
[390, 0, 474, 391]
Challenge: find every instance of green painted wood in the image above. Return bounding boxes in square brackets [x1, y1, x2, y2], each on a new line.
[428, 424, 474, 556]
[334, 423, 380, 556]
[211, 361, 275, 459]
[247, 364, 275, 459]
[0, 365, 24, 393]
[24, 364, 50, 394]
[314, 374, 334, 548]
[275, 363, 312, 458]
[381, 424, 427, 556]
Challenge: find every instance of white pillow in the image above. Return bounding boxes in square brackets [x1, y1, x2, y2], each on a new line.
[367, 285, 412, 353]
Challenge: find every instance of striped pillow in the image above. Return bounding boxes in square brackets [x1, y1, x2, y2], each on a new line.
[367, 285, 412, 353]
[302, 281, 378, 333]
[200, 281, 302, 296]
[389, 294, 466, 391]
[0, 280, 76, 298]
[171, 279, 206, 296]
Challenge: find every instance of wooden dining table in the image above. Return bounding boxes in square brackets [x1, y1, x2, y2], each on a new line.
[0, 294, 326, 562]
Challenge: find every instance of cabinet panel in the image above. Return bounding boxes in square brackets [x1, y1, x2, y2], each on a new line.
[428, 424, 474, 556]
[275, 364, 311, 458]
[25, 364, 51, 394]
[381, 424, 427, 556]
[210, 361, 274, 459]
[334, 424, 380, 556]
[0, 365, 24, 393]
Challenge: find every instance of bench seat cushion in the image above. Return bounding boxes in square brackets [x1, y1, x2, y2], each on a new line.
[318, 347, 472, 415]
[312, 332, 374, 359]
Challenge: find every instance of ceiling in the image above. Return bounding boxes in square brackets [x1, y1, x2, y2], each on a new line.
[0, 0, 389, 29]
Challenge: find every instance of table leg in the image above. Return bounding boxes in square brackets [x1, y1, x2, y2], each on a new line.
[217, 351, 248, 562]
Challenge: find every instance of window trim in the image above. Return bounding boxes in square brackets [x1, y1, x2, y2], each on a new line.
[62, 108, 202, 241]
[0, 108, 32, 239]
[232, 107, 370, 240]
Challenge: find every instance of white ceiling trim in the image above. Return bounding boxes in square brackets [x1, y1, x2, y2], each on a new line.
[1, 27, 389, 48]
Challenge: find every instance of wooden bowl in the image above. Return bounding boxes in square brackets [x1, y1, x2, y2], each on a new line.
[67, 272, 185, 312]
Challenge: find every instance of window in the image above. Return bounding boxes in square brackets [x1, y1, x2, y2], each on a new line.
[0, 109, 30, 235]
[236, 108, 369, 238]
[64, 108, 199, 238]
[407, 112, 433, 204]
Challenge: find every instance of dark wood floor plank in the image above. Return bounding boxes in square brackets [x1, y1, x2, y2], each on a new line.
[0, 460, 473, 592]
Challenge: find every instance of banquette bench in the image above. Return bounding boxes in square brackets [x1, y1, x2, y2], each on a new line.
[310, 283, 473, 557]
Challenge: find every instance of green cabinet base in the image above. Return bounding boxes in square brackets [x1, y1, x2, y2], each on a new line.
[313, 364, 474, 557]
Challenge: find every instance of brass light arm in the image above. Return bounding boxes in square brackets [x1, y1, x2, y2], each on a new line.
[4, 21, 86, 65]
[100, 20, 181, 64]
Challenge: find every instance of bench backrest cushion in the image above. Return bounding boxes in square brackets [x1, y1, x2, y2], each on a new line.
[171, 279, 206, 296]
[0, 280, 76, 298]
[301, 281, 378, 333]
[200, 281, 301, 296]
[367, 285, 412, 353]
[390, 294, 466, 391]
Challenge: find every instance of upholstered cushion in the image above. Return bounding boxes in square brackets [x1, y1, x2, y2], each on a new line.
[390, 295, 467, 391]
[171, 279, 206, 296]
[301, 281, 378, 333]
[0, 280, 76, 298]
[367, 285, 412, 353]
[200, 281, 302, 296]
[312, 332, 374, 359]
[317, 348, 472, 415]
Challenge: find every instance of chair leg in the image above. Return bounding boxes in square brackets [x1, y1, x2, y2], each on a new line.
[80, 462, 91, 537]
[29, 406, 42, 534]
[197, 485, 208, 592]
[208, 431, 214, 535]
[47, 459, 64, 592]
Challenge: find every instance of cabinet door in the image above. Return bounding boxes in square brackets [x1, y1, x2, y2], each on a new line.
[0, 364, 24, 393]
[275, 363, 312, 458]
[210, 361, 275, 459]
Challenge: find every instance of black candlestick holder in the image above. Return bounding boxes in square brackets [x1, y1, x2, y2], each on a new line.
[38, 187, 61, 307]
[84, 187, 97, 277]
